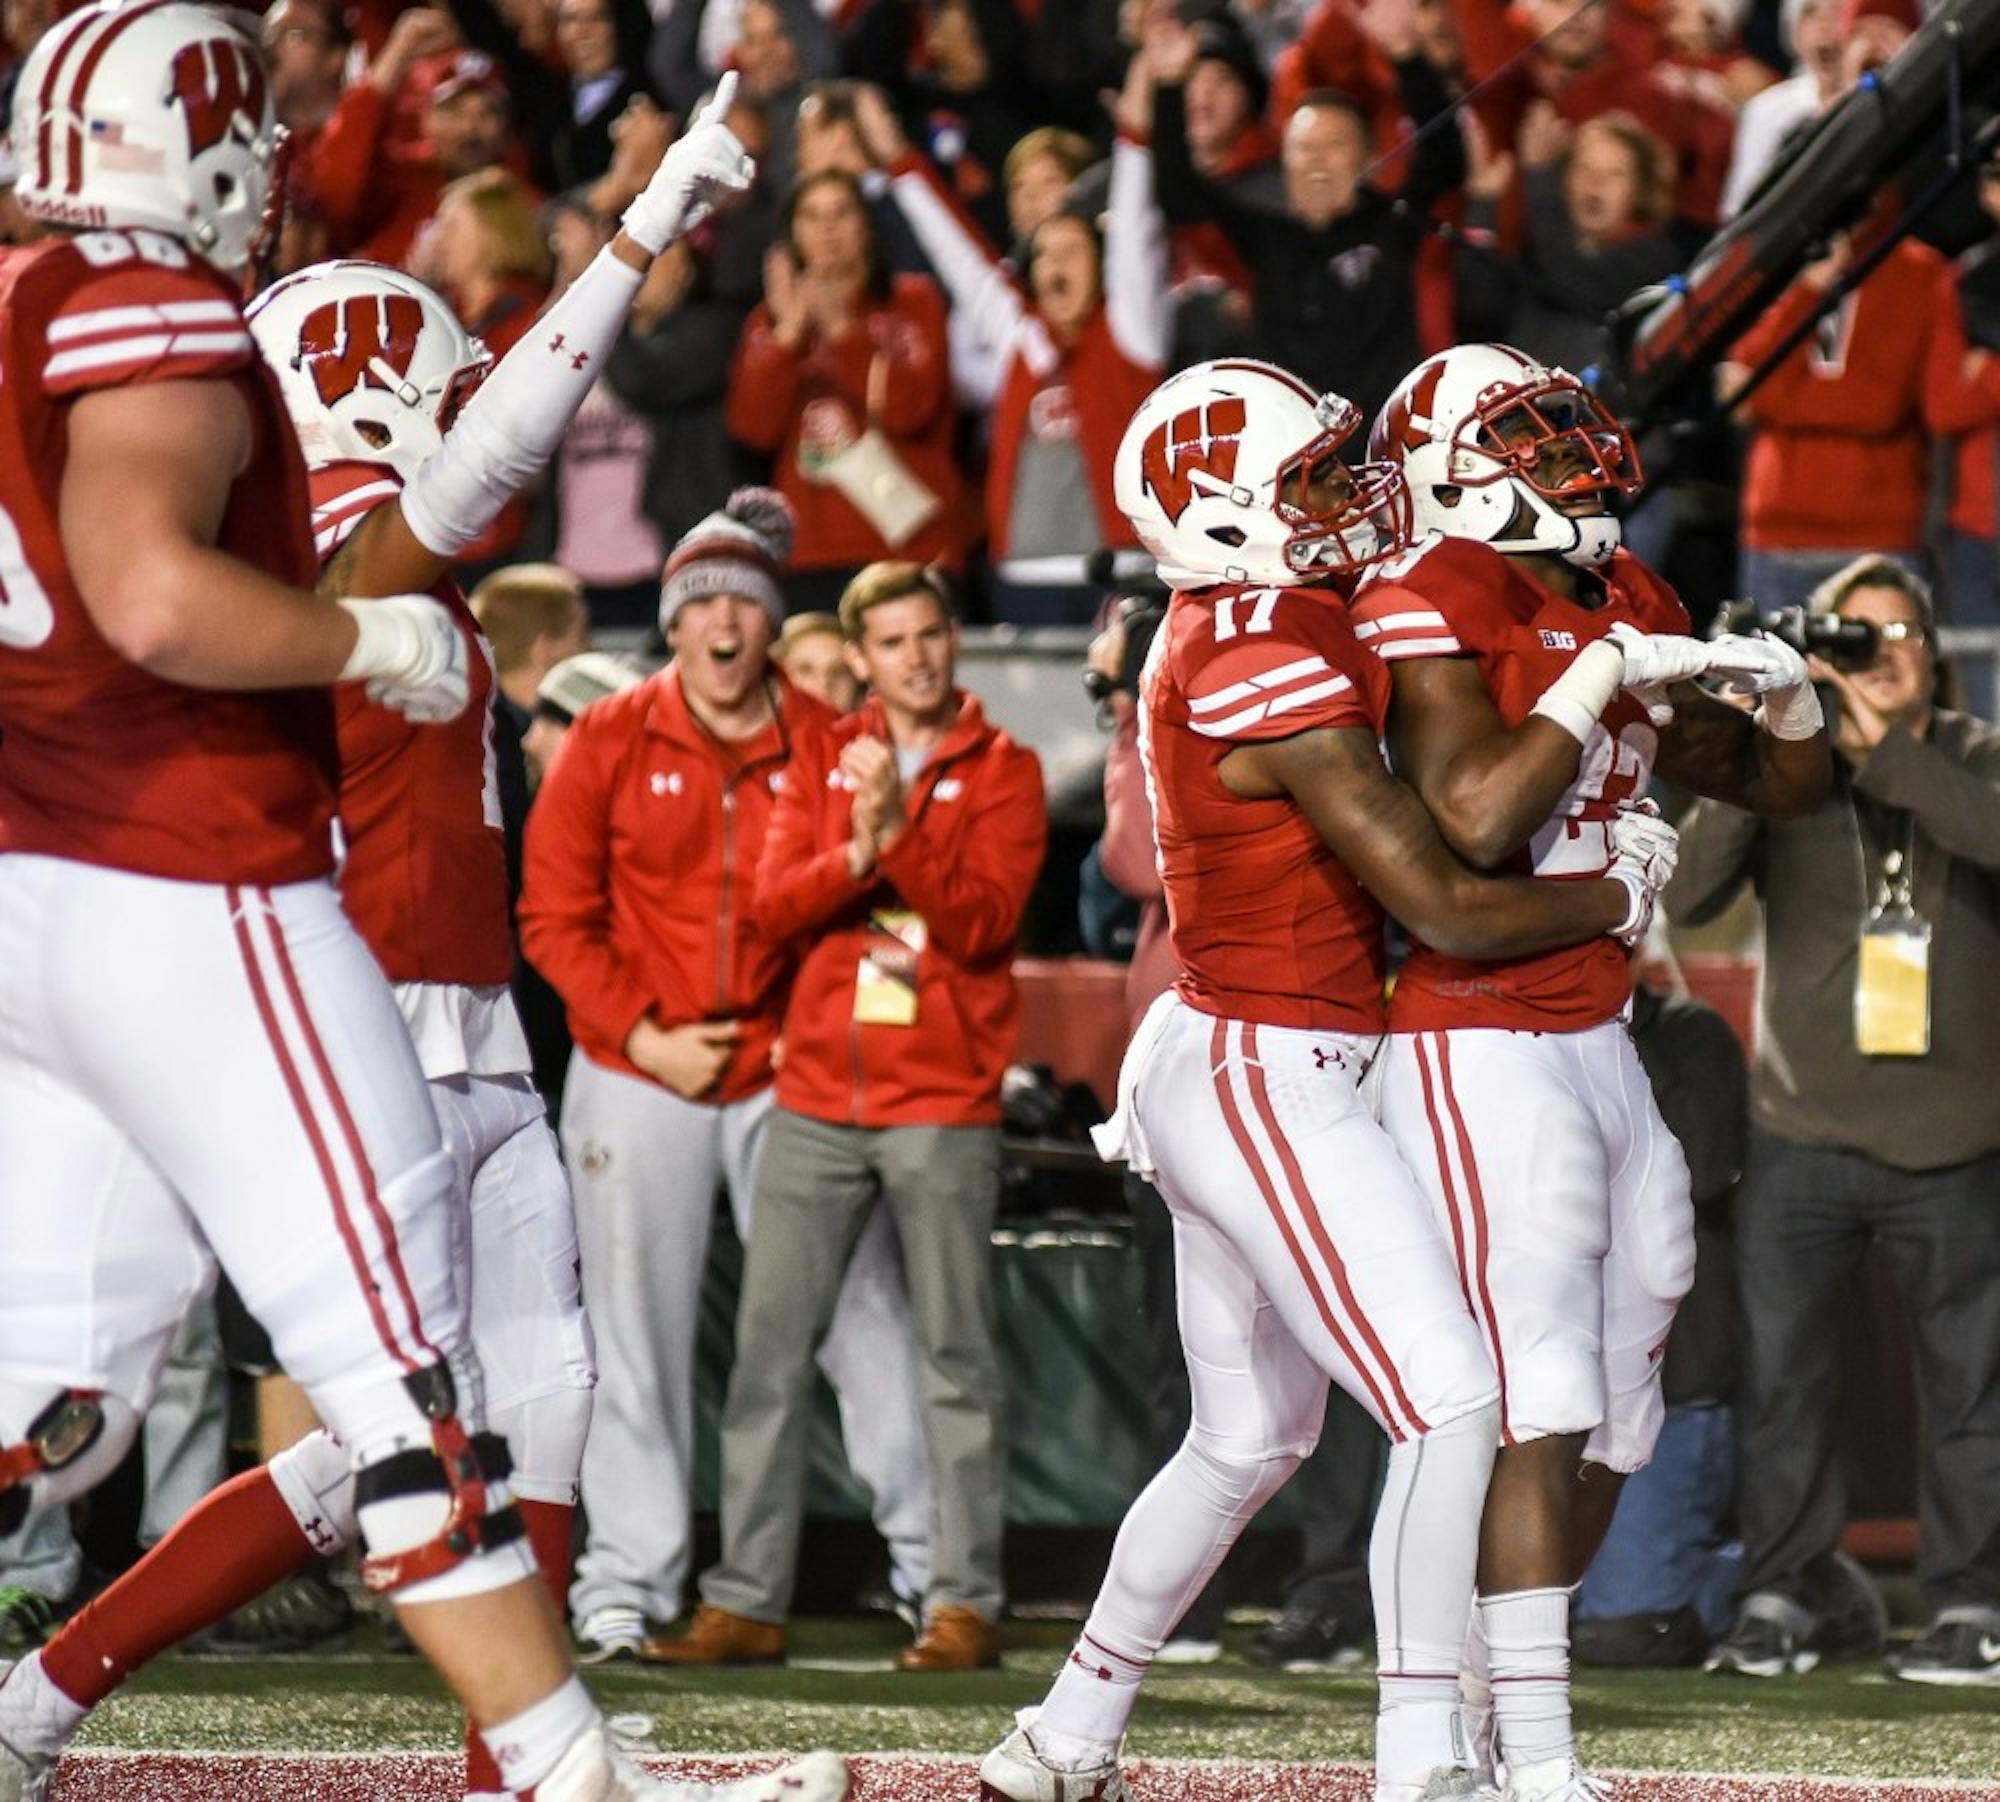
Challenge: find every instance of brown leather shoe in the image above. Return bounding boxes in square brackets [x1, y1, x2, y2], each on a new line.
[897, 1603, 999, 1671]
[639, 1603, 786, 1665]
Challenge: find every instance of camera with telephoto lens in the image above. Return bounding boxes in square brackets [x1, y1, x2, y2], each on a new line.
[1082, 548, 1169, 705]
[1715, 599, 1878, 670]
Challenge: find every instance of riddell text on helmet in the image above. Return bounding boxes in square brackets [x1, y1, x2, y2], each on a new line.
[21, 196, 109, 226]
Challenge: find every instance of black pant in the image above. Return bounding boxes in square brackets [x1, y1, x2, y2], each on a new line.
[1735, 1128, 2000, 1615]
[1128, 1176, 1381, 1629]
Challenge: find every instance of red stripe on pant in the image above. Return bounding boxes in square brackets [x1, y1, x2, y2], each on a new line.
[227, 885, 417, 1372]
[257, 887, 440, 1366]
[1417, 1033, 1511, 1444]
[1240, 1025, 1429, 1436]
[1207, 1018, 1406, 1440]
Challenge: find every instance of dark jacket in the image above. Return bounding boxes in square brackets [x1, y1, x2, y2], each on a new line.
[1667, 708, 2000, 1171]
[1151, 55, 1463, 431]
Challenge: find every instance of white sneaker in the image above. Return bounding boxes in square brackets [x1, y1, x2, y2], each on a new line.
[1154, 1637, 1221, 1665]
[539, 1729, 848, 1802]
[1500, 1757, 1610, 1802]
[575, 1605, 648, 1665]
[978, 1711, 1129, 1802]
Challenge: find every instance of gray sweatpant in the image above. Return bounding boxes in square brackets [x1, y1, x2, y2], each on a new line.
[701, 1109, 1006, 1624]
[562, 1056, 930, 1624]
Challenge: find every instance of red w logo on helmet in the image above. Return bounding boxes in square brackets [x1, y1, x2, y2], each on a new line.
[169, 39, 267, 161]
[295, 295, 428, 408]
[1139, 396, 1246, 525]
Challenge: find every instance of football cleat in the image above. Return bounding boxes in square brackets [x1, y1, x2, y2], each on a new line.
[538, 1730, 847, 1802]
[1499, 1757, 1610, 1802]
[0, 1665, 51, 1802]
[1378, 1767, 1502, 1802]
[978, 1712, 1129, 1802]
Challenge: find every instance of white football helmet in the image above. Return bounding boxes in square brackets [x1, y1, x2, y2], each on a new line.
[1113, 358, 1411, 591]
[247, 261, 491, 479]
[9, 2, 278, 274]
[1371, 342, 1643, 568]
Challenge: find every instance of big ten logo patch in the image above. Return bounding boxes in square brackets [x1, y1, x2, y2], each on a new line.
[1539, 628, 1578, 651]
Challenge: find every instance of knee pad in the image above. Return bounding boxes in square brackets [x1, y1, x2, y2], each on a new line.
[267, 1428, 359, 1556]
[0, 1386, 139, 1532]
[488, 1384, 593, 1506]
[1501, 1330, 1606, 1446]
[351, 1363, 535, 1604]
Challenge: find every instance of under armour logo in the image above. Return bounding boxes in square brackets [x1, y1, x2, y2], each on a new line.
[547, 331, 591, 372]
[1313, 1046, 1344, 1071]
[1068, 1648, 1113, 1681]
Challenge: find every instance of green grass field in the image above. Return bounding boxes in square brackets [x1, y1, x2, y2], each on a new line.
[64, 1618, 2000, 1785]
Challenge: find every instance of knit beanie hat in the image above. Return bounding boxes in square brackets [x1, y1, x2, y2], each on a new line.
[658, 487, 796, 636]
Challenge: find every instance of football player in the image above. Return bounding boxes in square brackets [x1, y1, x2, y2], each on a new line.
[978, 359, 1684, 1802]
[1356, 342, 1832, 1802]
[0, 13, 838, 1800]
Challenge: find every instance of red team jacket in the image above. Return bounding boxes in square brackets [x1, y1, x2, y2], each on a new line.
[724, 274, 965, 573]
[1142, 581, 1393, 1036]
[0, 236, 335, 887]
[520, 669, 837, 1105]
[754, 692, 1046, 1129]
[308, 463, 515, 990]
[1350, 534, 1689, 1034]
[1733, 238, 1945, 555]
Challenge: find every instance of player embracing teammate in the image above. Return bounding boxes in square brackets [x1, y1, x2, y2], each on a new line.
[1355, 344, 1829, 1801]
[980, 356, 1690, 1802]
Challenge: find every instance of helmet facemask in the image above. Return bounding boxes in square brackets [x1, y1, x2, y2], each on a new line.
[1449, 374, 1642, 567]
[1273, 396, 1413, 577]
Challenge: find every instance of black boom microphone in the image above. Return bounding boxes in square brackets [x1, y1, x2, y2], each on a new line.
[1595, 0, 2000, 433]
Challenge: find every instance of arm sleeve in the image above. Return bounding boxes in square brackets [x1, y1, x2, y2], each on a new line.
[724, 306, 806, 451]
[869, 278, 951, 437]
[1152, 82, 1251, 244]
[518, 719, 657, 1053]
[1098, 712, 1163, 902]
[1103, 134, 1171, 370]
[1923, 264, 2000, 435]
[41, 265, 254, 397]
[1852, 726, 2000, 873]
[305, 81, 395, 243]
[1389, 52, 1466, 214]
[1660, 798, 1761, 925]
[751, 730, 873, 944]
[875, 745, 1048, 963]
[885, 151, 1042, 403]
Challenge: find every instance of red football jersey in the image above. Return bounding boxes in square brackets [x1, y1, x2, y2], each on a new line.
[0, 233, 336, 886]
[1141, 580, 1393, 1035]
[311, 462, 513, 988]
[1351, 534, 1691, 1033]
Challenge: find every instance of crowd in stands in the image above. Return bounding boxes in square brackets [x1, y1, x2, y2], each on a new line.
[0, 0, 1997, 1690]
[7, 0, 1996, 632]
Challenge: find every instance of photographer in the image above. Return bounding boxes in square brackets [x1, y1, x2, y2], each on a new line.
[1667, 557, 2000, 1685]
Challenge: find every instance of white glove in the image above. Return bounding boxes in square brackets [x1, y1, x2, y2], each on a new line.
[1703, 630, 1825, 739]
[1625, 680, 1676, 729]
[1702, 630, 1808, 695]
[337, 595, 469, 724]
[1604, 799, 1679, 947]
[621, 71, 754, 254]
[1608, 620, 1712, 692]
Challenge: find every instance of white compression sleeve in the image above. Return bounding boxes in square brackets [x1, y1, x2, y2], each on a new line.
[400, 248, 645, 558]
[1528, 638, 1624, 746]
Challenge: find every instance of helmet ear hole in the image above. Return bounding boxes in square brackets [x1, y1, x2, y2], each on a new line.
[1207, 526, 1247, 547]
